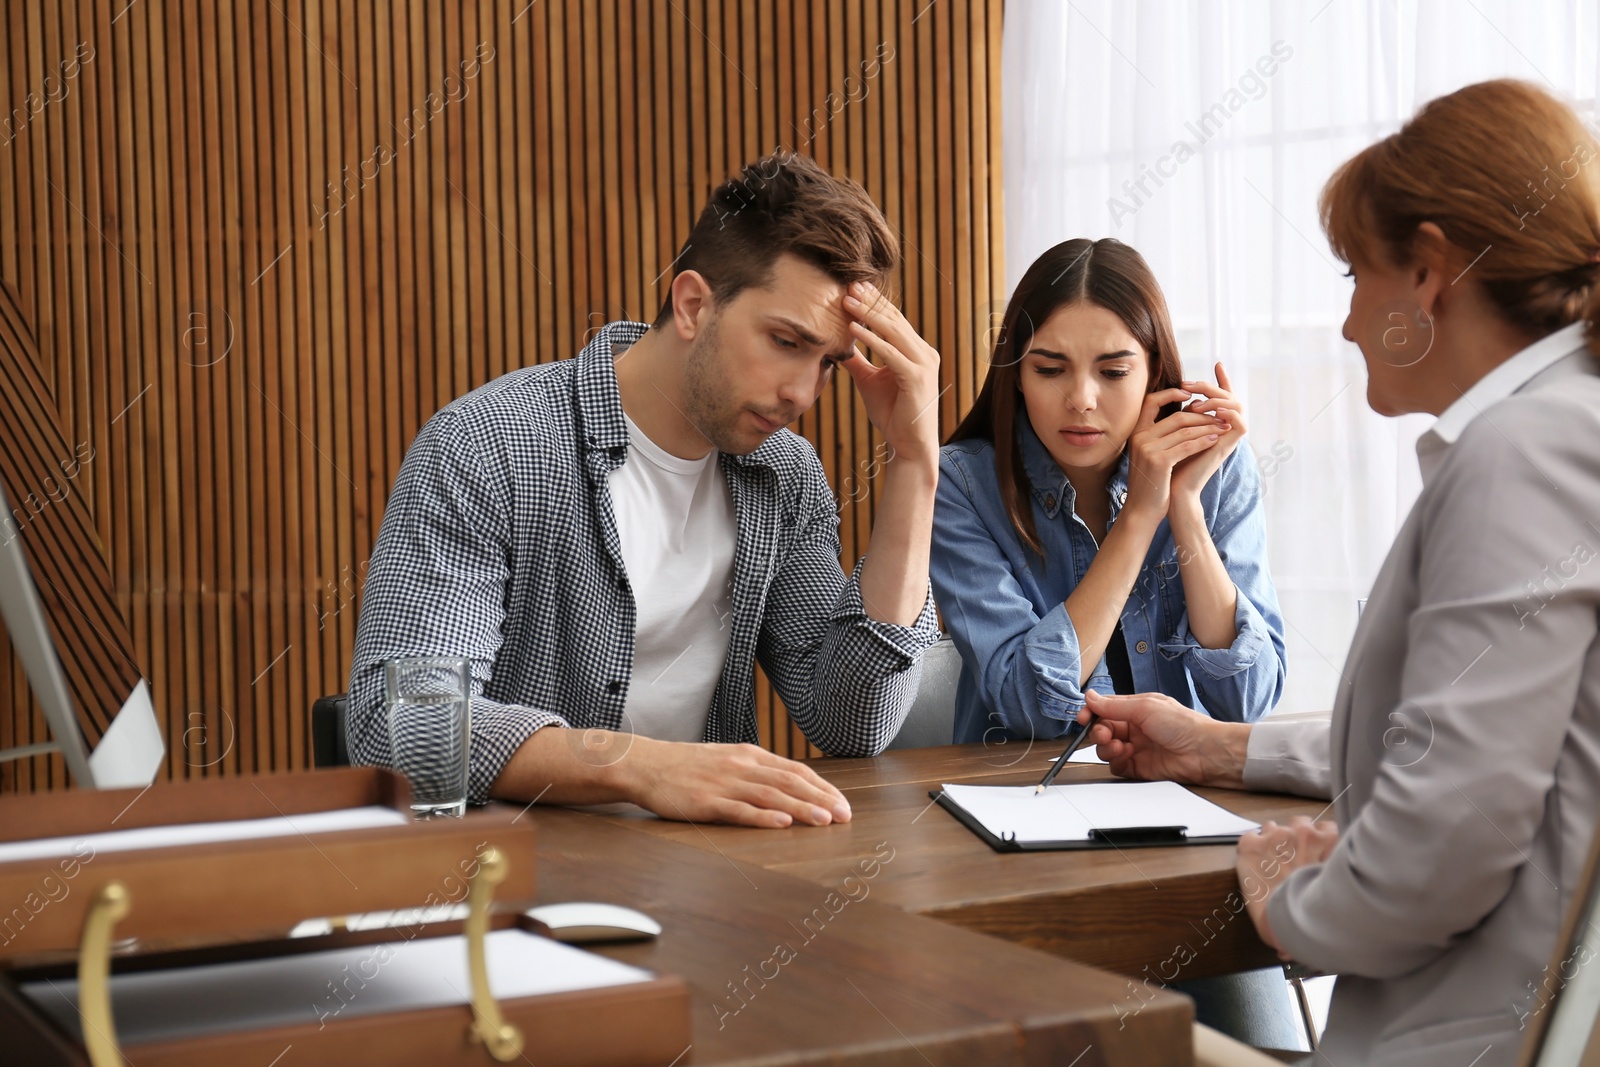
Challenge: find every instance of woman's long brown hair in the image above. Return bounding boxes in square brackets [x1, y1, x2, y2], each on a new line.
[948, 238, 1184, 555]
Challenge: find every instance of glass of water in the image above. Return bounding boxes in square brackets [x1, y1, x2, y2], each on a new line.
[385, 656, 470, 818]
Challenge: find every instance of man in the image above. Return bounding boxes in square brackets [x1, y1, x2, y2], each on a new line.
[349, 151, 942, 828]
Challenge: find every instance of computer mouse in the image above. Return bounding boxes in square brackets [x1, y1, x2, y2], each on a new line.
[525, 901, 662, 943]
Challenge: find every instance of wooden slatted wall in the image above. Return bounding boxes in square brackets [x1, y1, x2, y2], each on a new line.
[0, 0, 1004, 791]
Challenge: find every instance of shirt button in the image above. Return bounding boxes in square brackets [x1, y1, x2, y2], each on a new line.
[606, 681, 621, 695]
[1044, 494, 1056, 510]
[1135, 640, 1149, 654]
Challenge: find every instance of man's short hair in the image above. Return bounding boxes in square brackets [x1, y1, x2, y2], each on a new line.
[652, 151, 899, 326]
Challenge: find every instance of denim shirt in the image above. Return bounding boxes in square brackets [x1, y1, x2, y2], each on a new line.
[931, 419, 1286, 744]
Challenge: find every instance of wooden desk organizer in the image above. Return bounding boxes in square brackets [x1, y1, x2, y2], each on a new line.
[0, 768, 690, 1067]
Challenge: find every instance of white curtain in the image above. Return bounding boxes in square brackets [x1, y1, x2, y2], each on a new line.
[1002, 0, 1600, 713]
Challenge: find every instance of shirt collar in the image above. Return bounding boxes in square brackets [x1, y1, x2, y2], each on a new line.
[1018, 417, 1129, 518]
[574, 321, 649, 453]
[1416, 320, 1589, 484]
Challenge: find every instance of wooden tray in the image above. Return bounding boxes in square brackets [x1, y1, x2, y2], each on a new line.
[0, 770, 694, 1065]
[0, 915, 691, 1067]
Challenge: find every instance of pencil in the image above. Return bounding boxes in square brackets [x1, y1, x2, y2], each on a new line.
[1034, 714, 1099, 795]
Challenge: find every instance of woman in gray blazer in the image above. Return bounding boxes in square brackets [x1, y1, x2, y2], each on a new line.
[1079, 78, 1600, 1067]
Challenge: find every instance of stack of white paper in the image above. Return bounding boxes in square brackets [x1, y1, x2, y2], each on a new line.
[0, 806, 410, 865]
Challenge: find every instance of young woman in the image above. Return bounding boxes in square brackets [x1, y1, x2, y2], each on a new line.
[1081, 80, 1600, 1066]
[931, 239, 1286, 744]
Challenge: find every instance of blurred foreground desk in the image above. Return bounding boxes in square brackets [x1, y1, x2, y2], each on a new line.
[586, 742, 1327, 982]
[528, 813, 1192, 1065]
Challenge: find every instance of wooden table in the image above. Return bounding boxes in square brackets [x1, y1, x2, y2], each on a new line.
[601, 742, 1328, 981]
[523, 808, 1194, 1065]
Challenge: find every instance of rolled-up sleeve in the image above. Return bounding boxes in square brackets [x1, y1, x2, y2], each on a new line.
[1156, 444, 1286, 723]
[930, 455, 1093, 739]
[757, 453, 939, 756]
[349, 408, 566, 803]
[1166, 590, 1272, 676]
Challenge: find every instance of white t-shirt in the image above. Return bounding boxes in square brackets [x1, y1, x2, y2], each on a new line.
[605, 413, 737, 741]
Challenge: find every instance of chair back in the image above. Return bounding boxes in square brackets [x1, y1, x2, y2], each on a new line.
[1517, 817, 1600, 1066]
[311, 694, 350, 767]
[886, 635, 963, 750]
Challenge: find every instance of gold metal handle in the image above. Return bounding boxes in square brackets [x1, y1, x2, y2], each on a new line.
[80, 882, 130, 1067]
[465, 846, 523, 1061]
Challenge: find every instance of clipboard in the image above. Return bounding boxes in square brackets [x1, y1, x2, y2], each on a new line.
[931, 780, 1260, 853]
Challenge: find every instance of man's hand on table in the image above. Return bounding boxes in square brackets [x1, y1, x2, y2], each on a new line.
[490, 727, 853, 828]
[623, 737, 853, 828]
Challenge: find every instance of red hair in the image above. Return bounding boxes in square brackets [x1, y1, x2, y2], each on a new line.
[1321, 79, 1600, 347]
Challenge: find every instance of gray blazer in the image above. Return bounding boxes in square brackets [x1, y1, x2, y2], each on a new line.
[1243, 347, 1600, 1066]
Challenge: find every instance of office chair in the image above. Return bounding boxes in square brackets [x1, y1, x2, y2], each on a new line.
[311, 694, 350, 768]
[886, 634, 962, 749]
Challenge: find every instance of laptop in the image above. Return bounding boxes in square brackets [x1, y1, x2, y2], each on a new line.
[0, 478, 164, 788]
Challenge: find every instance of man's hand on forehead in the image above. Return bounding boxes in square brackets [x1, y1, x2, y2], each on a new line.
[839, 279, 943, 467]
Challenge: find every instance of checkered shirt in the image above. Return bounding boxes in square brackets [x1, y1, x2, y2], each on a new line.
[348, 322, 939, 802]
